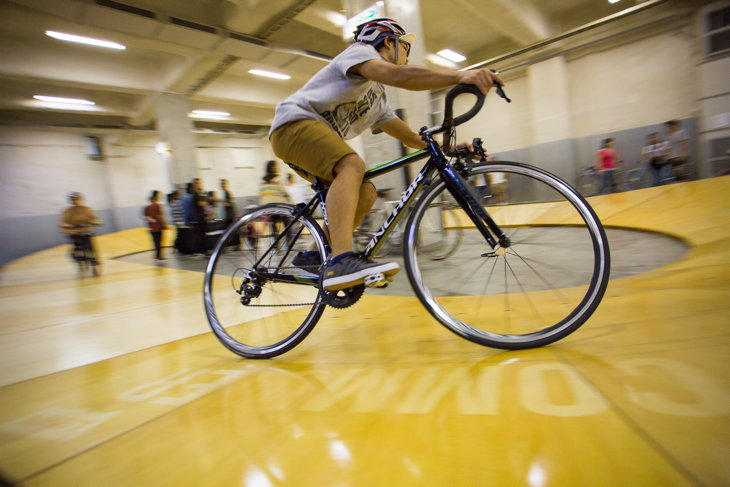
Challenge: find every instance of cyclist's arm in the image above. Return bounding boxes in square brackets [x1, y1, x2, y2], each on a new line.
[355, 60, 502, 94]
[379, 118, 426, 150]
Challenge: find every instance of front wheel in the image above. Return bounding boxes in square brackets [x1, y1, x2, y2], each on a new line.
[404, 161, 610, 350]
[203, 204, 328, 358]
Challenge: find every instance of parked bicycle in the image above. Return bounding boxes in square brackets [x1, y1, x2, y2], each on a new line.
[204, 84, 611, 358]
[576, 164, 648, 195]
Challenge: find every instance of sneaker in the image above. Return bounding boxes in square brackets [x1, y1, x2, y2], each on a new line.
[322, 251, 399, 291]
[291, 251, 322, 276]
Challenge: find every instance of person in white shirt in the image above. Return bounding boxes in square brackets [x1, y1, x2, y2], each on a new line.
[268, 17, 503, 290]
[641, 132, 670, 186]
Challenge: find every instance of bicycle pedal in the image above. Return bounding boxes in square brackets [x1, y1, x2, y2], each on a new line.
[364, 272, 389, 288]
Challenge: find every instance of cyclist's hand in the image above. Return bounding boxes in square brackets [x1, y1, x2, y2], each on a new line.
[453, 141, 488, 161]
[457, 69, 504, 95]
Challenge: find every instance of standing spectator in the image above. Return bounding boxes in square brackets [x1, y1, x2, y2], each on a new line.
[192, 179, 209, 254]
[489, 171, 509, 204]
[182, 179, 209, 255]
[144, 190, 167, 261]
[168, 189, 184, 225]
[284, 173, 312, 204]
[641, 132, 670, 187]
[471, 172, 490, 203]
[259, 161, 291, 204]
[220, 179, 236, 226]
[205, 190, 218, 221]
[168, 189, 184, 254]
[665, 120, 690, 181]
[595, 138, 620, 194]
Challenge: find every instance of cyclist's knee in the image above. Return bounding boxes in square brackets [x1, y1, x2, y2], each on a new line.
[333, 153, 365, 178]
[361, 181, 377, 207]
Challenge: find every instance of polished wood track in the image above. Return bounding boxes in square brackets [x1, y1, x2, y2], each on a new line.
[1, 177, 728, 486]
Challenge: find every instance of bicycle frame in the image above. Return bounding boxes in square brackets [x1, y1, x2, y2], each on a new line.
[251, 135, 510, 286]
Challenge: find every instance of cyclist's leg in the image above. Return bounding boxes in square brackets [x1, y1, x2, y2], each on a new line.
[326, 154, 366, 256]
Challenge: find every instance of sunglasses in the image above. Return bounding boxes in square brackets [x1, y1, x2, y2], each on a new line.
[399, 39, 411, 56]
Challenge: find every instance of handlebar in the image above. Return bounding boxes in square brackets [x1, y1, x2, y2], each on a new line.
[424, 78, 512, 140]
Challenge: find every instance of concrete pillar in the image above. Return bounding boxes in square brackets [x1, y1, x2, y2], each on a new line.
[154, 93, 198, 188]
[527, 56, 572, 144]
[526, 56, 577, 182]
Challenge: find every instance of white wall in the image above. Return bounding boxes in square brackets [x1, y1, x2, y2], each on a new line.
[453, 28, 697, 154]
[568, 30, 698, 138]
[0, 128, 112, 216]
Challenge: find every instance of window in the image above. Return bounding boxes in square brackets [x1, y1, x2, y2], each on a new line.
[703, 4, 730, 57]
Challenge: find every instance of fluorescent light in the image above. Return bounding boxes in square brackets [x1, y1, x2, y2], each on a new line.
[436, 49, 466, 63]
[324, 11, 347, 27]
[33, 95, 95, 105]
[248, 69, 291, 80]
[46, 30, 126, 50]
[426, 53, 458, 69]
[609, 0, 620, 3]
[191, 110, 230, 118]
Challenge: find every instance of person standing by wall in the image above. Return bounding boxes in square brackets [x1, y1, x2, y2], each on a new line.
[144, 190, 167, 261]
[596, 138, 620, 194]
[641, 132, 670, 186]
[665, 120, 690, 181]
[220, 179, 236, 227]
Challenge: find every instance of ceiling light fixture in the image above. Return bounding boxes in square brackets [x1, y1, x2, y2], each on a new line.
[248, 69, 291, 80]
[190, 110, 231, 120]
[426, 53, 458, 69]
[436, 49, 467, 63]
[608, 0, 620, 3]
[33, 95, 95, 105]
[46, 30, 126, 50]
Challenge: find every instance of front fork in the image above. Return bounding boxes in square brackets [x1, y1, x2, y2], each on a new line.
[424, 135, 511, 251]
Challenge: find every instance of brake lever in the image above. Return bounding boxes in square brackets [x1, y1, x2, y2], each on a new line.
[490, 69, 512, 103]
[472, 137, 487, 162]
[495, 84, 511, 103]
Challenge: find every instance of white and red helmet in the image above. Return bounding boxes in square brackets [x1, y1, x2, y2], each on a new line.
[353, 17, 415, 45]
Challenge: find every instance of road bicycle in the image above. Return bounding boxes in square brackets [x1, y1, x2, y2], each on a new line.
[576, 164, 648, 195]
[204, 83, 611, 358]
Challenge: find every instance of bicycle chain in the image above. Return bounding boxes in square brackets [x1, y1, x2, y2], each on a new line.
[237, 264, 320, 308]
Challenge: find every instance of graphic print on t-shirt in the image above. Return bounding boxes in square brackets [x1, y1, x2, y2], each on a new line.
[320, 86, 382, 138]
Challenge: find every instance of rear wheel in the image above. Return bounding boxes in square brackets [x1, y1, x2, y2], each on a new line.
[203, 204, 328, 358]
[404, 161, 610, 350]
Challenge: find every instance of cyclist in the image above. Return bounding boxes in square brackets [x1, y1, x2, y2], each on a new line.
[59, 192, 102, 274]
[268, 17, 503, 291]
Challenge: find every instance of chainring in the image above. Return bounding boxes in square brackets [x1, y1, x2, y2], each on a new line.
[322, 284, 365, 309]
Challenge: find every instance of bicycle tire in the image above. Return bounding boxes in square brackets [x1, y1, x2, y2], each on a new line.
[203, 204, 328, 358]
[404, 161, 610, 350]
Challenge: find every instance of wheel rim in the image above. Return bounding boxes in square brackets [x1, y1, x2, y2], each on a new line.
[405, 163, 610, 348]
[203, 205, 326, 357]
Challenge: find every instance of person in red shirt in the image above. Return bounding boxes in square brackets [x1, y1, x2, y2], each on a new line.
[144, 190, 167, 260]
[595, 138, 620, 194]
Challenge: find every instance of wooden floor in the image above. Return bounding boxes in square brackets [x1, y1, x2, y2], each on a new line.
[1, 177, 729, 486]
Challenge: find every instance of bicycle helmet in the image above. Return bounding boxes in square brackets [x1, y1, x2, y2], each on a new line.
[67, 191, 82, 202]
[353, 17, 415, 47]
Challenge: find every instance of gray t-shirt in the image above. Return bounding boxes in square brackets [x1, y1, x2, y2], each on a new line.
[269, 43, 397, 139]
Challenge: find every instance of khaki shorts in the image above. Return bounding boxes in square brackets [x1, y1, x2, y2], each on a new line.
[269, 119, 355, 182]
